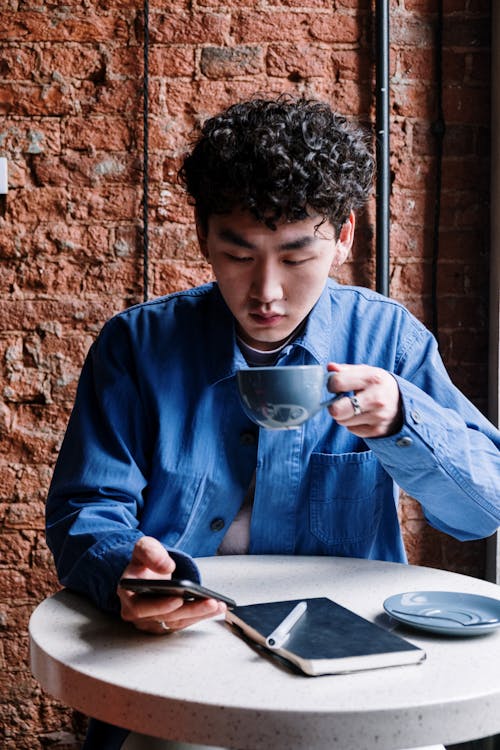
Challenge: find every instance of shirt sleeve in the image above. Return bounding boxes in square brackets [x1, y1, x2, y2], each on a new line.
[45, 317, 200, 614]
[366, 322, 500, 540]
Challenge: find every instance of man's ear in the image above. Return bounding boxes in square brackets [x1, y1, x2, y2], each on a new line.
[195, 212, 209, 259]
[334, 211, 355, 266]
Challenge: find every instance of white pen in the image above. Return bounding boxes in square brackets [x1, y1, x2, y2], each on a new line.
[265, 601, 308, 650]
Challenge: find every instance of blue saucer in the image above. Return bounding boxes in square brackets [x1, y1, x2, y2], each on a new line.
[383, 591, 500, 636]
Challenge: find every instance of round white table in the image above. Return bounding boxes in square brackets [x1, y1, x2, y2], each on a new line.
[29, 556, 500, 749]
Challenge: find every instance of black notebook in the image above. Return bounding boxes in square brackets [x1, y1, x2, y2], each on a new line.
[225, 597, 425, 676]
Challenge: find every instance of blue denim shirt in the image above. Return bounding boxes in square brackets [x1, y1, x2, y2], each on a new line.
[46, 281, 500, 612]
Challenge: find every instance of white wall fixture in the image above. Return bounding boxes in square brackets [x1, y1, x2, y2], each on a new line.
[0, 157, 7, 194]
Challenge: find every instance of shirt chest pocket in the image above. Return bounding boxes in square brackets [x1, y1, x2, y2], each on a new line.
[308, 450, 384, 546]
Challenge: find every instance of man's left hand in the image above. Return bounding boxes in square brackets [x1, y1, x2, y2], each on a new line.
[326, 362, 403, 438]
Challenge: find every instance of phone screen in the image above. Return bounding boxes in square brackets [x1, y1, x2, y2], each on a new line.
[119, 577, 236, 609]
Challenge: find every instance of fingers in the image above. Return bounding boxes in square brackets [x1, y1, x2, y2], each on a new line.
[118, 536, 226, 635]
[118, 536, 177, 631]
[126, 535, 176, 578]
[161, 599, 226, 632]
[327, 362, 386, 394]
[327, 363, 403, 438]
[124, 597, 226, 635]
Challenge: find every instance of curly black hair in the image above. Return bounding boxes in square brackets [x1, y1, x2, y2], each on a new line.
[179, 95, 374, 235]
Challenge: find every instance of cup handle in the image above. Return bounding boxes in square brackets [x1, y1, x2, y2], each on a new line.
[320, 392, 346, 408]
[322, 371, 346, 408]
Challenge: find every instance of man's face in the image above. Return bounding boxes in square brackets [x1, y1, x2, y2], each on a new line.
[198, 208, 354, 351]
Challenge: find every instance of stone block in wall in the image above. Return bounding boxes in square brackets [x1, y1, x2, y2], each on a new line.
[200, 45, 264, 79]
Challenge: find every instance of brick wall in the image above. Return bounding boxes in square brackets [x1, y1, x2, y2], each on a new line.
[0, 0, 491, 747]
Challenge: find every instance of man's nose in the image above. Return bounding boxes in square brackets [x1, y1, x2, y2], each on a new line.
[250, 261, 284, 302]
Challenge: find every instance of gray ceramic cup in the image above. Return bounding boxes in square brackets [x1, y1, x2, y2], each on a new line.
[237, 365, 339, 430]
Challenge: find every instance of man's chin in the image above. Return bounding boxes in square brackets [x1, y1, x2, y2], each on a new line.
[238, 328, 298, 352]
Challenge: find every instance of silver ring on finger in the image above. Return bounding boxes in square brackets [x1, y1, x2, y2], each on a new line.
[157, 620, 171, 632]
[350, 395, 362, 416]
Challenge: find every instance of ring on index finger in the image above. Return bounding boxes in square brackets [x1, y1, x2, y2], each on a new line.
[350, 395, 362, 416]
[157, 620, 171, 632]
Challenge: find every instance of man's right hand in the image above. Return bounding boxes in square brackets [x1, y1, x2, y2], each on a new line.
[117, 536, 226, 635]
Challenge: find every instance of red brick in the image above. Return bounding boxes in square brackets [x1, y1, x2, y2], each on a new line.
[332, 50, 371, 82]
[0, 45, 39, 79]
[442, 16, 490, 49]
[308, 13, 362, 44]
[77, 79, 142, 116]
[37, 44, 107, 81]
[390, 188, 435, 227]
[465, 51, 490, 85]
[391, 154, 435, 191]
[266, 44, 333, 80]
[390, 260, 434, 298]
[201, 45, 264, 79]
[63, 117, 133, 151]
[391, 81, 437, 119]
[231, 11, 361, 44]
[67, 186, 141, 222]
[258, 0, 334, 7]
[442, 84, 490, 124]
[439, 328, 488, 366]
[149, 45, 195, 77]
[151, 12, 230, 44]
[0, 298, 115, 332]
[0, 82, 76, 117]
[304, 77, 372, 117]
[404, 0, 438, 11]
[335, 0, 371, 7]
[439, 228, 488, 262]
[440, 123, 476, 158]
[441, 155, 489, 191]
[148, 222, 199, 261]
[152, 259, 214, 297]
[0, 119, 62, 154]
[32, 152, 140, 187]
[153, 182, 192, 224]
[390, 16, 434, 47]
[0, 11, 129, 43]
[0, 532, 32, 566]
[439, 190, 488, 230]
[147, 116, 189, 151]
[442, 49, 467, 83]
[396, 46, 435, 82]
[7, 187, 70, 225]
[31, 223, 111, 260]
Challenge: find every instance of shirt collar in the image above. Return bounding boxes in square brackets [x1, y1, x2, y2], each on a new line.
[291, 280, 334, 364]
[207, 285, 247, 385]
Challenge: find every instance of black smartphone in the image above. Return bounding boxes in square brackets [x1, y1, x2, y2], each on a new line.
[119, 577, 236, 609]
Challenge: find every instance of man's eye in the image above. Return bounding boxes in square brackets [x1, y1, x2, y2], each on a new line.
[282, 257, 309, 266]
[225, 254, 252, 263]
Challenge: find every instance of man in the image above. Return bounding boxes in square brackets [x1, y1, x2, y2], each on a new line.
[46, 96, 500, 748]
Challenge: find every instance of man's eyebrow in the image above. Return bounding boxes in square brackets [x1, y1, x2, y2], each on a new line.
[278, 236, 315, 251]
[217, 228, 255, 249]
[217, 228, 316, 251]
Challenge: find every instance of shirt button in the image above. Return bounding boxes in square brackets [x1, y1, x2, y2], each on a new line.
[240, 430, 257, 446]
[410, 409, 422, 423]
[396, 436, 413, 447]
[210, 517, 225, 532]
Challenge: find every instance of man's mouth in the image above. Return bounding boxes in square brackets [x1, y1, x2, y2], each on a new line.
[249, 311, 285, 325]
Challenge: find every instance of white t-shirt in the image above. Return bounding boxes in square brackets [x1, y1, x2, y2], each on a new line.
[217, 330, 303, 555]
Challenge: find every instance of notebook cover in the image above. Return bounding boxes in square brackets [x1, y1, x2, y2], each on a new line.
[226, 597, 425, 676]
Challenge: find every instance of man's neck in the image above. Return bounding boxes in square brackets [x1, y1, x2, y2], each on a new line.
[237, 323, 305, 366]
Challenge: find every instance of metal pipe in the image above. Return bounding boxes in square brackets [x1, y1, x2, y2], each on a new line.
[486, 3, 499, 584]
[143, 0, 150, 302]
[375, 0, 390, 297]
